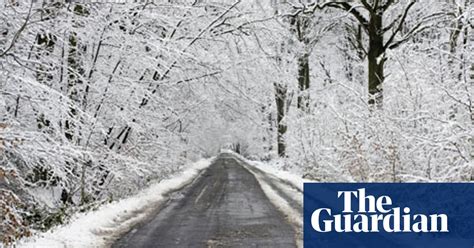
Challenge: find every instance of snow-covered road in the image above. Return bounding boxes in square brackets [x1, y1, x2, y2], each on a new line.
[113, 153, 297, 247]
[19, 153, 304, 247]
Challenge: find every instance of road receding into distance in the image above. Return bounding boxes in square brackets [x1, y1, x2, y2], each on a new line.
[113, 153, 297, 247]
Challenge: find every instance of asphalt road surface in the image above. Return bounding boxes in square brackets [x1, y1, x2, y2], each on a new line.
[113, 154, 296, 247]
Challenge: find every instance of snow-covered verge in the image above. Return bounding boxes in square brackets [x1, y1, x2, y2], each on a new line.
[16, 158, 213, 248]
[248, 159, 309, 192]
[226, 151, 306, 247]
[229, 150, 307, 193]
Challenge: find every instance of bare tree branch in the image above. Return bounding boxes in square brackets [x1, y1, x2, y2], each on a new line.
[0, 1, 33, 58]
[384, 0, 416, 49]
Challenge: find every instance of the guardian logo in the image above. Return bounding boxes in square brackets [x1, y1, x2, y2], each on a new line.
[304, 183, 474, 248]
[311, 188, 448, 233]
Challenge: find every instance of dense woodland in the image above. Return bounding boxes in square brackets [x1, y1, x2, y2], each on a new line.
[0, 0, 472, 244]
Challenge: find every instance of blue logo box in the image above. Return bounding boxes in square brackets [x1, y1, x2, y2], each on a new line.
[303, 183, 474, 248]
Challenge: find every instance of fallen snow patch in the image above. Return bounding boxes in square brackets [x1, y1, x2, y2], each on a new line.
[244, 166, 303, 248]
[226, 152, 308, 248]
[18, 158, 213, 248]
[247, 160, 309, 192]
[227, 151, 310, 191]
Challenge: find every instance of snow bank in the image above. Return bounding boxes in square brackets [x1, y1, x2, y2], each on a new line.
[225, 150, 309, 191]
[247, 160, 310, 192]
[18, 158, 213, 248]
[225, 151, 306, 248]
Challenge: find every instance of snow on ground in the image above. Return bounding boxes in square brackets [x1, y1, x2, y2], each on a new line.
[227, 150, 309, 193]
[18, 153, 307, 248]
[245, 167, 304, 248]
[247, 159, 309, 192]
[18, 158, 213, 248]
[226, 151, 308, 248]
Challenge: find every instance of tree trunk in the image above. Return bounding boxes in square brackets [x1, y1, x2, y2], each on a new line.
[65, 31, 81, 142]
[65, 4, 87, 143]
[36, 33, 56, 85]
[261, 104, 274, 154]
[297, 54, 310, 112]
[367, 13, 385, 107]
[275, 83, 287, 157]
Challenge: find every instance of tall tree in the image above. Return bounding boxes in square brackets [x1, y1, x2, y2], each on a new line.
[290, 15, 311, 111]
[65, 4, 88, 142]
[304, 0, 444, 107]
[274, 82, 288, 157]
[288, 8, 333, 112]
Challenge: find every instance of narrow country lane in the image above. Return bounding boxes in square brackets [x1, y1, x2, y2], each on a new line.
[113, 154, 297, 248]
